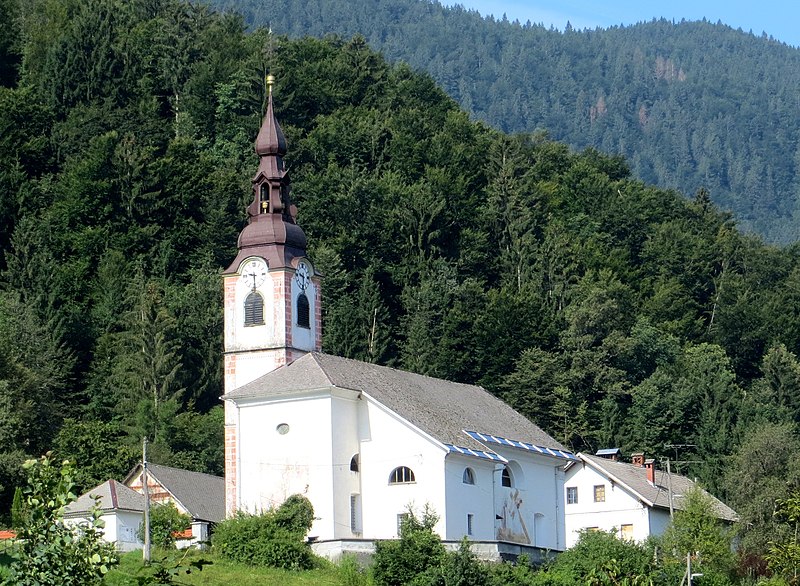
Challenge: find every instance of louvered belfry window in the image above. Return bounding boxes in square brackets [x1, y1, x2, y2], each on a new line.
[297, 293, 310, 328]
[244, 291, 264, 326]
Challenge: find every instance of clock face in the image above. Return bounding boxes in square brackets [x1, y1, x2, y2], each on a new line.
[295, 262, 310, 291]
[241, 258, 267, 289]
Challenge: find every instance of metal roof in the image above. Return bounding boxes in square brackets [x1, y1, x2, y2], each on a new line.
[465, 431, 578, 461]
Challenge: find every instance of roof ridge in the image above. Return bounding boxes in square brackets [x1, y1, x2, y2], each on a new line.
[311, 351, 485, 391]
[109, 479, 118, 509]
[147, 462, 223, 480]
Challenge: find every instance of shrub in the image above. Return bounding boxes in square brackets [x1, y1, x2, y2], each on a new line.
[138, 502, 191, 549]
[3, 454, 117, 586]
[211, 494, 315, 570]
[372, 506, 446, 586]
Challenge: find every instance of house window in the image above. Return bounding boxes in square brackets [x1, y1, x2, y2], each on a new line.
[244, 292, 264, 326]
[389, 466, 415, 484]
[467, 513, 474, 536]
[297, 293, 310, 328]
[567, 486, 578, 504]
[594, 485, 606, 503]
[462, 468, 475, 485]
[350, 454, 360, 472]
[350, 494, 361, 534]
[501, 466, 513, 488]
[397, 513, 409, 535]
[620, 524, 634, 540]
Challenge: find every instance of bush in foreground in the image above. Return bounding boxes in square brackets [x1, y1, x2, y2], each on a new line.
[212, 494, 315, 570]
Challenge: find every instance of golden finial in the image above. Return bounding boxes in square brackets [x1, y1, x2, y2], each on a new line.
[266, 74, 275, 97]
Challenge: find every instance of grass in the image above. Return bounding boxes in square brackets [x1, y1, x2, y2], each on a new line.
[104, 549, 357, 586]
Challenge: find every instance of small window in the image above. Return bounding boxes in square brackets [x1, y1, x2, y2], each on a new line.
[350, 494, 361, 534]
[620, 524, 634, 540]
[397, 513, 409, 535]
[501, 466, 513, 488]
[467, 513, 474, 536]
[567, 486, 578, 504]
[462, 468, 475, 485]
[389, 466, 415, 484]
[350, 454, 360, 472]
[297, 293, 310, 328]
[594, 485, 606, 502]
[244, 291, 264, 326]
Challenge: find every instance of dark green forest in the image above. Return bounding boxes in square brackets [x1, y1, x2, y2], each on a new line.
[3, 0, 800, 567]
[208, 0, 800, 244]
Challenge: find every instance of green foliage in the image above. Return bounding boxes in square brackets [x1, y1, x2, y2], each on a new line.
[441, 538, 489, 586]
[139, 502, 192, 550]
[212, 495, 315, 570]
[657, 488, 736, 581]
[3, 454, 117, 586]
[372, 507, 446, 586]
[10, 487, 23, 530]
[337, 555, 368, 586]
[537, 529, 655, 585]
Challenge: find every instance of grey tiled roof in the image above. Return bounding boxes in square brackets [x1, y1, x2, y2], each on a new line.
[224, 352, 566, 455]
[64, 480, 145, 516]
[124, 463, 225, 523]
[577, 453, 738, 522]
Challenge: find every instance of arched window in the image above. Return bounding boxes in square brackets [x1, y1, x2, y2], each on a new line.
[501, 466, 513, 488]
[244, 292, 264, 326]
[297, 293, 310, 328]
[388, 466, 415, 484]
[350, 454, 360, 472]
[462, 467, 475, 485]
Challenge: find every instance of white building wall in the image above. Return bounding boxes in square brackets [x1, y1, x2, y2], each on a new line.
[236, 392, 335, 539]
[487, 448, 565, 550]
[330, 391, 362, 538]
[443, 455, 495, 541]
[564, 463, 652, 547]
[65, 511, 143, 552]
[358, 397, 448, 539]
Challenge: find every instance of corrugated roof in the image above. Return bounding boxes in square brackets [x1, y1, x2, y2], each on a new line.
[224, 352, 567, 456]
[64, 480, 145, 516]
[124, 463, 225, 523]
[577, 453, 738, 522]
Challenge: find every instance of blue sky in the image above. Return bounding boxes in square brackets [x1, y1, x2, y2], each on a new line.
[443, 1, 798, 47]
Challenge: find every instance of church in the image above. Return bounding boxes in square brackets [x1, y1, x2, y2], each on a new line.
[221, 78, 575, 558]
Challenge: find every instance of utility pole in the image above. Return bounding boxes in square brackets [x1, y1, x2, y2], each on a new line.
[666, 458, 675, 519]
[142, 437, 151, 564]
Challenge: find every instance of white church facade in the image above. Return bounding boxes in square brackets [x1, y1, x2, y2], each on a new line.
[222, 78, 576, 557]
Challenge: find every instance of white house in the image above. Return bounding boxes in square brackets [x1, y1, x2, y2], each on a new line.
[64, 479, 145, 552]
[563, 450, 738, 547]
[221, 78, 575, 560]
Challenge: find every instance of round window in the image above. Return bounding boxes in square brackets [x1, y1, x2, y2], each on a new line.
[276, 423, 290, 435]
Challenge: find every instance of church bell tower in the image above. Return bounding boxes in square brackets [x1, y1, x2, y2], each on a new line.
[223, 77, 321, 513]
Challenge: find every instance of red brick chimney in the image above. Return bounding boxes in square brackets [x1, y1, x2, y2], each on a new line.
[631, 453, 644, 467]
[644, 458, 656, 484]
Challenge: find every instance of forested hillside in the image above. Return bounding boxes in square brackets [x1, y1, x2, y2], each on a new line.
[3, 0, 800, 561]
[208, 0, 800, 244]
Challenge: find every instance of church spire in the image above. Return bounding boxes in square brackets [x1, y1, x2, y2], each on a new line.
[226, 75, 307, 272]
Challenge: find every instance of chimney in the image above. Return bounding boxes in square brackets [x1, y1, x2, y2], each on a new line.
[644, 458, 656, 484]
[631, 453, 644, 467]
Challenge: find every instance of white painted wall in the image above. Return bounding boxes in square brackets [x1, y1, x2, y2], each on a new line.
[236, 392, 335, 539]
[65, 511, 143, 552]
[443, 455, 495, 541]
[330, 392, 361, 538]
[358, 396, 448, 539]
[564, 462, 653, 547]
[485, 448, 566, 551]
